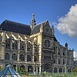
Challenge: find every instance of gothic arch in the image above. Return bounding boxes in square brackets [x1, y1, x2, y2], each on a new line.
[59, 67, 62, 73]
[20, 65, 25, 70]
[34, 56, 37, 62]
[58, 58, 61, 64]
[27, 55, 31, 62]
[63, 59, 65, 64]
[12, 53, 17, 60]
[5, 53, 10, 60]
[19, 54, 25, 61]
[44, 63, 50, 71]
[54, 67, 57, 73]
[28, 66, 33, 72]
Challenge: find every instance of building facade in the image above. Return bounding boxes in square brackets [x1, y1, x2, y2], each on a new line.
[0, 15, 73, 74]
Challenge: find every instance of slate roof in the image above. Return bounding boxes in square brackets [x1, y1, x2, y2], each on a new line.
[0, 20, 31, 35]
[31, 23, 41, 34]
[53, 36, 58, 42]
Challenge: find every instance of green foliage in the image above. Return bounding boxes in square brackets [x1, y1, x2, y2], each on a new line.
[20, 68, 26, 74]
[0, 66, 2, 71]
[71, 66, 77, 72]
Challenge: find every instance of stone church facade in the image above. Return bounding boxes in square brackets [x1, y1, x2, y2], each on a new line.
[0, 15, 73, 74]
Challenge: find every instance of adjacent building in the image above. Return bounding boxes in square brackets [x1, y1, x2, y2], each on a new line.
[0, 15, 73, 74]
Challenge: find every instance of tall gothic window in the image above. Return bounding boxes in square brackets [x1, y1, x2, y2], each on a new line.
[20, 41, 24, 50]
[54, 59, 56, 63]
[58, 48, 60, 55]
[54, 67, 57, 73]
[63, 51, 65, 56]
[59, 67, 62, 73]
[27, 42, 32, 51]
[12, 54, 17, 60]
[20, 65, 25, 70]
[34, 56, 37, 62]
[12, 40, 18, 49]
[44, 63, 49, 70]
[20, 54, 25, 61]
[58, 51, 60, 55]
[27, 55, 31, 62]
[63, 59, 65, 64]
[5, 53, 10, 60]
[6, 40, 10, 49]
[58, 58, 61, 64]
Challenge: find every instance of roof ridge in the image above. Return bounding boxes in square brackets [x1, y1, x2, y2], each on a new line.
[4, 19, 30, 27]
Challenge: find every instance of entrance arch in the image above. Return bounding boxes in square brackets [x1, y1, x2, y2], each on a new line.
[59, 67, 62, 73]
[28, 66, 33, 72]
[44, 63, 50, 72]
[54, 67, 57, 73]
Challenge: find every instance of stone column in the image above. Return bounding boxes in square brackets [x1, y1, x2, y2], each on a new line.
[25, 40, 27, 62]
[10, 40, 12, 50]
[57, 67, 59, 73]
[17, 52, 20, 61]
[33, 65, 35, 73]
[39, 65, 41, 75]
[26, 65, 28, 72]
[32, 42, 34, 62]
[17, 40, 20, 61]
[16, 64, 18, 72]
[1, 31, 6, 59]
[38, 44, 41, 74]
[56, 47, 58, 64]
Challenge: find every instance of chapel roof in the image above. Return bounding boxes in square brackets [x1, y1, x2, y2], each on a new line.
[0, 20, 31, 35]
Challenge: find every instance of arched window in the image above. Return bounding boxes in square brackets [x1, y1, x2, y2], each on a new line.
[27, 55, 31, 62]
[34, 56, 37, 62]
[28, 66, 33, 72]
[12, 54, 17, 60]
[20, 65, 25, 70]
[59, 67, 62, 73]
[63, 59, 65, 64]
[12, 41, 18, 49]
[54, 67, 57, 73]
[20, 41, 24, 50]
[67, 59, 69, 65]
[6, 40, 10, 49]
[20, 54, 25, 61]
[27, 42, 32, 51]
[58, 51, 60, 55]
[68, 68, 71, 72]
[54, 59, 56, 63]
[5, 53, 10, 60]
[63, 51, 65, 56]
[58, 58, 61, 64]
[13, 65, 16, 71]
[44, 63, 49, 70]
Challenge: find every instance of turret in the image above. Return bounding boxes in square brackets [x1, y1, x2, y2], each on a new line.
[65, 43, 68, 49]
[30, 14, 36, 29]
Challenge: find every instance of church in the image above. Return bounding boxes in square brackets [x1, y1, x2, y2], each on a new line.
[0, 14, 73, 74]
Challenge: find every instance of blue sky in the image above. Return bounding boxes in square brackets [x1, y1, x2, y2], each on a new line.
[0, 0, 77, 58]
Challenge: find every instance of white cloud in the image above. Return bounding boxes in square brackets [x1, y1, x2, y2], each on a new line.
[56, 4, 77, 37]
[73, 51, 77, 60]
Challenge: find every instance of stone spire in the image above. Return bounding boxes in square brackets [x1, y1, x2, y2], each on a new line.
[30, 14, 36, 29]
[51, 26, 54, 36]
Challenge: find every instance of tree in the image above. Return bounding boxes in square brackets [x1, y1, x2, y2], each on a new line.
[72, 66, 77, 72]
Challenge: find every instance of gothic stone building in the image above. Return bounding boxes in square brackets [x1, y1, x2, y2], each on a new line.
[0, 15, 73, 74]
